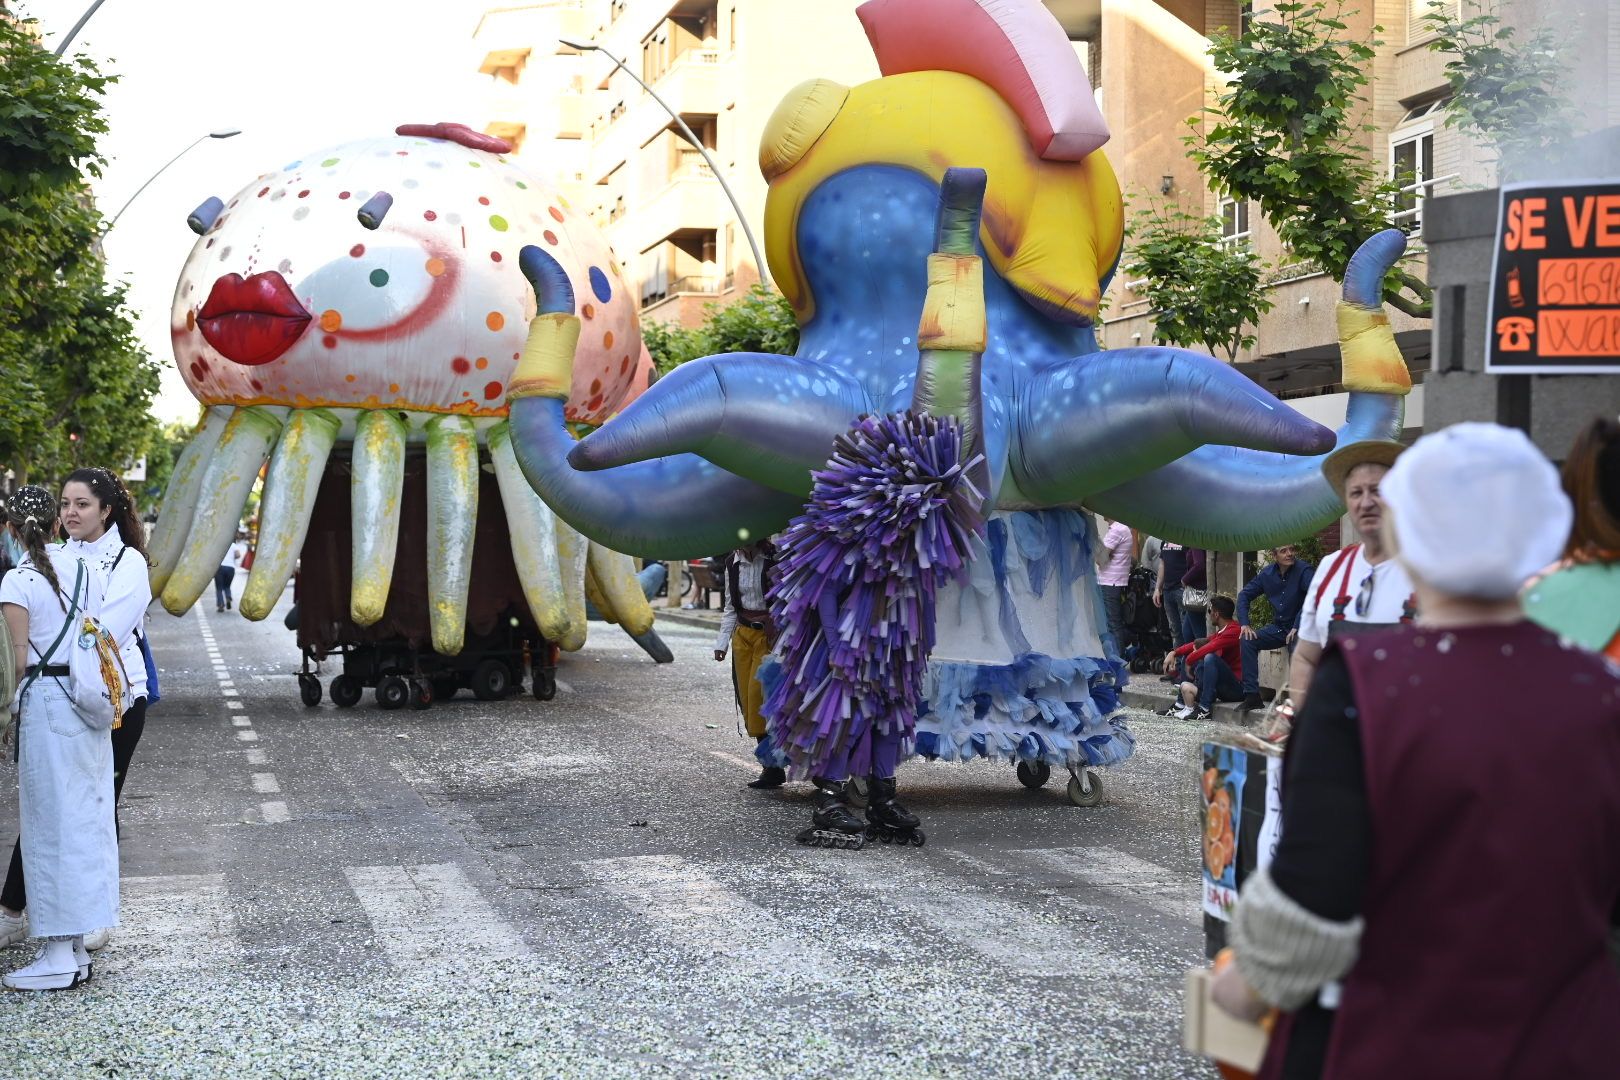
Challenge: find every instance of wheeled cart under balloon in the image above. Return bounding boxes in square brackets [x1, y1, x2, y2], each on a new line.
[291, 447, 561, 712]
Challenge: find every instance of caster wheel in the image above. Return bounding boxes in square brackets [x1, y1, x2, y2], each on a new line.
[1016, 760, 1051, 789]
[431, 677, 459, 702]
[532, 668, 556, 701]
[846, 777, 869, 810]
[376, 674, 410, 711]
[410, 678, 434, 711]
[909, 831, 926, 847]
[1067, 769, 1104, 808]
[330, 674, 362, 708]
[472, 659, 512, 701]
[298, 673, 322, 708]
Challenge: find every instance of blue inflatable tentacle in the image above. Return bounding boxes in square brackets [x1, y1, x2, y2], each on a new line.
[1012, 348, 1336, 507]
[567, 355, 873, 498]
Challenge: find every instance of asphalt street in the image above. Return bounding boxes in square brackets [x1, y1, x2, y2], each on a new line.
[0, 579, 1216, 1079]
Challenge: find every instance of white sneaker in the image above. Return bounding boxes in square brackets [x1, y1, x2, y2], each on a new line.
[82, 928, 110, 953]
[0, 911, 25, 949]
[2, 943, 79, 991]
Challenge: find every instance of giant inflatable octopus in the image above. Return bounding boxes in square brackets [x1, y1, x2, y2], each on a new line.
[501, 0, 1414, 819]
[150, 122, 668, 661]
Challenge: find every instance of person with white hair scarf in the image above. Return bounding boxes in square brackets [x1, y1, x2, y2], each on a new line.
[1210, 422, 1620, 1079]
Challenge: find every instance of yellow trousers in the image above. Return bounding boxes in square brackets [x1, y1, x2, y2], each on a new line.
[730, 625, 770, 738]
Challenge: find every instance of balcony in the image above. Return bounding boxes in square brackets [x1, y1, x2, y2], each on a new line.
[630, 173, 726, 255]
[588, 49, 732, 170]
[641, 274, 725, 309]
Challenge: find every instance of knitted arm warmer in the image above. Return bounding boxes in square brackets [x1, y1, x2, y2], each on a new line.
[1230, 865, 1364, 1010]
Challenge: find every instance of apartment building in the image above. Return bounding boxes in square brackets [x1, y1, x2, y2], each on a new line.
[475, 0, 879, 328]
[1094, 0, 1620, 431]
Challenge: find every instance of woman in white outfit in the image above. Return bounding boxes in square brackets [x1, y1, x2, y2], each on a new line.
[0, 469, 152, 957]
[0, 485, 119, 990]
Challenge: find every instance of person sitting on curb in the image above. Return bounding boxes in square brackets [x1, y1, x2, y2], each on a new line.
[1158, 596, 1243, 721]
[1235, 544, 1314, 711]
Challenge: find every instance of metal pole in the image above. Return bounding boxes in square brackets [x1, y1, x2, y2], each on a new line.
[581, 43, 770, 289]
[53, 0, 111, 56]
[103, 135, 206, 235]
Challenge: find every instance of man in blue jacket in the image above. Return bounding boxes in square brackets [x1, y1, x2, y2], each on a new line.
[1235, 544, 1315, 710]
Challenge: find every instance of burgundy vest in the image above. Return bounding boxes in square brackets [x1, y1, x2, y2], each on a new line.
[1322, 622, 1620, 1077]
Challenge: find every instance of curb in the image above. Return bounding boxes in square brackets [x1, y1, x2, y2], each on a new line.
[652, 608, 725, 632]
[1119, 685, 1265, 727]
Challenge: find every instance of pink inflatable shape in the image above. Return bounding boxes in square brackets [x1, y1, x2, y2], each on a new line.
[856, 0, 1109, 161]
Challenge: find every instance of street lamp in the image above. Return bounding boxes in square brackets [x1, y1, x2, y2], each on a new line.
[560, 37, 770, 289]
[103, 129, 242, 236]
[54, 0, 112, 56]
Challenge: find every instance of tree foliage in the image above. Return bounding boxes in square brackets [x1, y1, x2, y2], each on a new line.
[1424, 2, 1580, 181]
[1124, 205, 1273, 361]
[642, 285, 799, 375]
[0, 15, 163, 484]
[1187, 2, 1431, 317]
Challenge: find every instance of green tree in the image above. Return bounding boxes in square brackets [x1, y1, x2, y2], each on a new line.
[642, 285, 799, 375]
[1124, 204, 1274, 361]
[0, 15, 163, 483]
[1424, 3, 1580, 181]
[137, 418, 202, 510]
[1187, 2, 1431, 317]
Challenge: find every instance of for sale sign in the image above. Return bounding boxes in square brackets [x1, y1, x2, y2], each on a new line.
[1487, 179, 1620, 374]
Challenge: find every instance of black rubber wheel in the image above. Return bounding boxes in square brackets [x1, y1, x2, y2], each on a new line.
[330, 674, 362, 708]
[432, 677, 459, 702]
[532, 667, 556, 701]
[471, 659, 512, 701]
[1067, 769, 1105, 808]
[298, 674, 322, 708]
[1016, 760, 1051, 789]
[410, 678, 433, 711]
[376, 674, 411, 711]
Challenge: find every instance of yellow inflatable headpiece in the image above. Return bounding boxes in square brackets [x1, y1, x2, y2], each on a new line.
[760, 70, 1124, 328]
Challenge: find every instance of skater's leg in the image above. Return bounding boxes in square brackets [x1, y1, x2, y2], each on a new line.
[866, 728, 921, 838]
[734, 627, 783, 789]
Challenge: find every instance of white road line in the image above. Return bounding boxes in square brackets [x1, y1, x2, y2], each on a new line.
[232, 717, 251, 728]
[260, 801, 290, 824]
[244, 748, 268, 765]
[344, 863, 528, 968]
[251, 773, 281, 794]
[971, 845, 1198, 923]
[582, 854, 840, 980]
[706, 750, 759, 772]
[236, 730, 259, 742]
[94, 873, 238, 975]
[221, 688, 239, 697]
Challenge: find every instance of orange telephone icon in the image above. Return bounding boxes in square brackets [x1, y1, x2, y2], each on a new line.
[1495, 316, 1534, 352]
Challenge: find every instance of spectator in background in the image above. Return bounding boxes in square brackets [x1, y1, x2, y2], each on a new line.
[1095, 516, 1133, 650]
[1525, 415, 1620, 662]
[714, 539, 784, 789]
[216, 531, 248, 612]
[1180, 547, 1208, 643]
[1235, 544, 1314, 711]
[1158, 595, 1243, 721]
[1154, 540, 1191, 652]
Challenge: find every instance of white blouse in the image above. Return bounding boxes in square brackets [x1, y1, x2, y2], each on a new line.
[0, 545, 87, 663]
[66, 529, 151, 701]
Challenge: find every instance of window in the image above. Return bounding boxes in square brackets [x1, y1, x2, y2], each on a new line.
[1390, 127, 1435, 231]
[1218, 197, 1250, 247]
[610, 0, 625, 24]
[1408, 1, 1459, 45]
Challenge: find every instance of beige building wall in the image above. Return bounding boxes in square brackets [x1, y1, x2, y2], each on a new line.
[474, 0, 877, 329]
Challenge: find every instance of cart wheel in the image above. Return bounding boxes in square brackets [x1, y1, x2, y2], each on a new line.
[532, 667, 556, 701]
[330, 674, 362, 708]
[376, 674, 411, 711]
[1067, 769, 1105, 808]
[471, 659, 511, 701]
[1016, 760, 1051, 790]
[410, 678, 433, 710]
[431, 677, 458, 702]
[846, 777, 869, 810]
[298, 673, 322, 708]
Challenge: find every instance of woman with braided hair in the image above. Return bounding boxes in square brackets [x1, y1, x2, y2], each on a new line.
[0, 468, 152, 961]
[0, 485, 118, 990]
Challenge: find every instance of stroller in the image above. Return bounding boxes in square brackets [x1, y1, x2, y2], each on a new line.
[1120, 565, 1173, 673]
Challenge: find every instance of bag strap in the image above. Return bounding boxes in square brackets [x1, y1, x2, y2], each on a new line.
[16, 560, 83, 704]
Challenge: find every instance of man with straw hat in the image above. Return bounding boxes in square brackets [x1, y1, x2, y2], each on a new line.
[1283, 438, 1416, 719]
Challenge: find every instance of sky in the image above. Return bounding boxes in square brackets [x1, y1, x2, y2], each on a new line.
[23, 0, 494, 421]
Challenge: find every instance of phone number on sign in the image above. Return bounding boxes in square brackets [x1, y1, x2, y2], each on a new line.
[1537, 258, 1620, 307]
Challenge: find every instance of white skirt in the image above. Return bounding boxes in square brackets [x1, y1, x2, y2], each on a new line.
[18, 679, 119, 938]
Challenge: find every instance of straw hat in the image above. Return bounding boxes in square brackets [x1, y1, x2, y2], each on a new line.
[1321, 438, 1405, 497]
